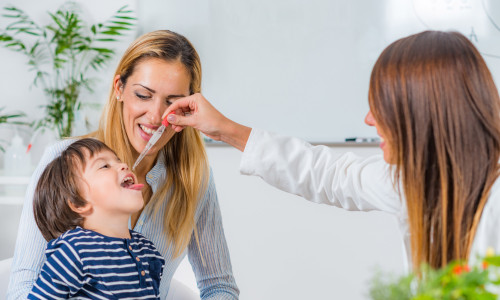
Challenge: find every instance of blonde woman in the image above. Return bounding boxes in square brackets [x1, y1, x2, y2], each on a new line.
[8, 30, 239, 299]
[164, 31, 500, 271]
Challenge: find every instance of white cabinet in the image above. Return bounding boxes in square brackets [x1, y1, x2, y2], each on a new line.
[0, 173, 30, 205]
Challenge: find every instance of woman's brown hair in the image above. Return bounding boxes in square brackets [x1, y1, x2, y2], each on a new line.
[90, 30, 208, 257]
[369, 31, 500, 269]
[33, 138, 112, 241]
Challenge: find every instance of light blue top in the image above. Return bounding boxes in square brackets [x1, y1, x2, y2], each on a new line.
[7, 139, 239, 300]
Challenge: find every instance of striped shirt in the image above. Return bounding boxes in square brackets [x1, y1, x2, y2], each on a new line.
[8, 139, 239, 299]
[27, 227, 165, 300]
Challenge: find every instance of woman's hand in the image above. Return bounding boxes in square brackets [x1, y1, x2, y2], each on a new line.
[163, 93, 226, 140]
[163, 93, 251, 151]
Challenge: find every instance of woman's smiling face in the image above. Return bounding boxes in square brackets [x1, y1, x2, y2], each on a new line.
[115, 58, 191, 158]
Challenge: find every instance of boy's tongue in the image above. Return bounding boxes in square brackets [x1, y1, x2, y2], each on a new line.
[127, 183, 144, 190]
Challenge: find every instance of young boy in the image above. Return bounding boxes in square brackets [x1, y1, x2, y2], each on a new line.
[28, 138, 165, 299]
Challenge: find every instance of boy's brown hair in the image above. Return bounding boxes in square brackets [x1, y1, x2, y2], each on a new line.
[33, 138, 114, 241]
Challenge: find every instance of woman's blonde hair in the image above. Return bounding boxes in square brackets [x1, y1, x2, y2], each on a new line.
[369, 31, 500, 269]
[89, 30, 208, 257]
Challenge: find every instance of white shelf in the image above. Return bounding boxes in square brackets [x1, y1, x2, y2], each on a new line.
[0, 196, 24, 205]
[0, 176, 30, 185]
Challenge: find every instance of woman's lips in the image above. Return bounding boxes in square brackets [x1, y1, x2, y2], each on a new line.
[379, 136, 385, 149]
[138, 124, 155, 141]
[139, 124, 158, 135]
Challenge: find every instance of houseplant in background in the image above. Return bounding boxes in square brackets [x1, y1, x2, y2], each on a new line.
[0, 1, 136, 138]
[369, 250, 500, 299]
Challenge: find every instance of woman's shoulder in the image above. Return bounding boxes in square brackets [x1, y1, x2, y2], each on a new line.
[33, 138, 79, 169]
[37, 138, 88, 170]
[43, 138, 79, 157]
[30, 138, 80, 181]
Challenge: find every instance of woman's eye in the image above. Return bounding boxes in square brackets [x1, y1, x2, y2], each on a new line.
[100, 164, 109, 169]
[135, 92, 150, 100]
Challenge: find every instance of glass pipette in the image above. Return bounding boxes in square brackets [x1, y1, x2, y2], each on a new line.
[132, 113, 172, 170]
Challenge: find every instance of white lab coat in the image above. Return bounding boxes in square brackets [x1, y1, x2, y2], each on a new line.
[239, 128, 500, 270]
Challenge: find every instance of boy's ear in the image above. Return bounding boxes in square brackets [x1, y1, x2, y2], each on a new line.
[67, 200, 92, 216]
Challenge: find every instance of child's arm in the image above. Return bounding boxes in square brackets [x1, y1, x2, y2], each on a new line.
[27, 239, 84, 299]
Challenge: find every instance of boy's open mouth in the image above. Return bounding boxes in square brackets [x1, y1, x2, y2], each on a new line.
[121, 175, 144, 190]
[121, 176, 135, 188]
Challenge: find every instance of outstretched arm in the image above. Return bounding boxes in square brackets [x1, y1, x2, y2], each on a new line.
[163, 93, 251, 151]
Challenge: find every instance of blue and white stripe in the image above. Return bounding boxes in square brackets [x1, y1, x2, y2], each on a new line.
[8, 139, 239, 299]
[27, 227, 164, 299]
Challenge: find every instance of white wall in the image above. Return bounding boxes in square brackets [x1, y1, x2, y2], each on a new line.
[137, 0, 500, 143]
[206, 145, 404, 300]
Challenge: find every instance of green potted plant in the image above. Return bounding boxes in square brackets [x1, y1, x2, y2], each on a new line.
[369, 250, 500, 299]
[0, 2, 136, 138]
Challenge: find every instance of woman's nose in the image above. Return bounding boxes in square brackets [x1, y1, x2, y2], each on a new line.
[364, 110, 376, 127]
[119, 163, 129, 171]
[148, 99, 166, 125]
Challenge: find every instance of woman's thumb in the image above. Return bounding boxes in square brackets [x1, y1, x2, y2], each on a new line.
[166, 113, 190, 127]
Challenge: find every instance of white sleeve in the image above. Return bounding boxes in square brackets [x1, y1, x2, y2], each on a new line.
[469, 179, 500, 264]
[7, 139, 75, 300]
[240, 128, 402, 215]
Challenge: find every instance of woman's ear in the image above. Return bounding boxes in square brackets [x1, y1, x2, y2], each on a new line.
[113, 75, 124, 101]
[67, 200, 93, 217]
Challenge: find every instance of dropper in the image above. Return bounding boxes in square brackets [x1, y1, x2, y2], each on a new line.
[132, 112, 174, 171]
[26, 127, 43, 154]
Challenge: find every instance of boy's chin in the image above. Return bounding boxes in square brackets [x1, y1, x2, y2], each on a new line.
[118, 195, 145, 213]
